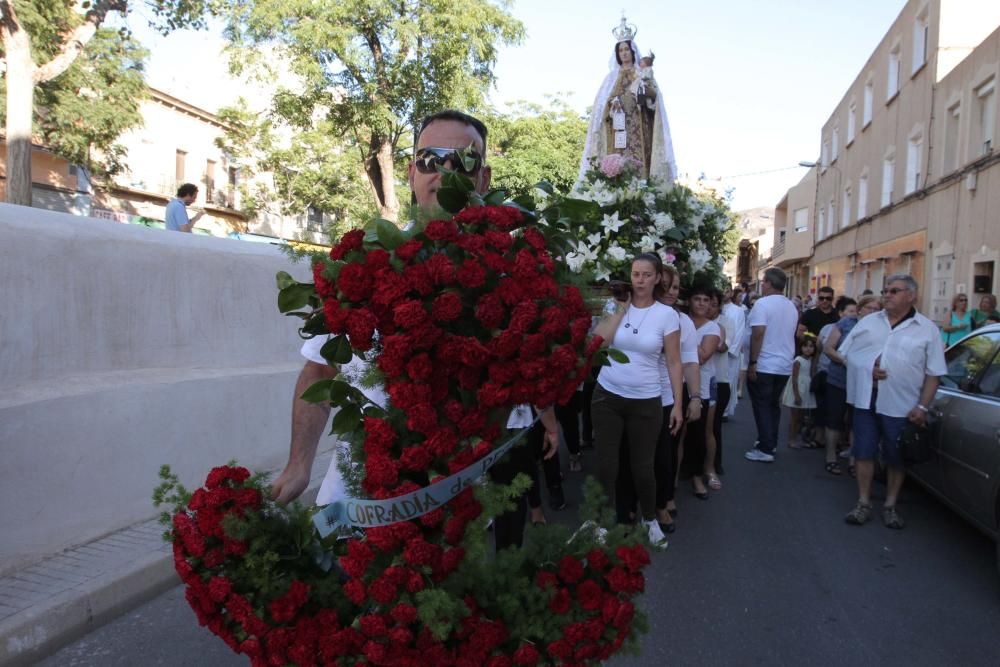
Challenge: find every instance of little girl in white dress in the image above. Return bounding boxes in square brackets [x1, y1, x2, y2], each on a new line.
[782, 335, 818, 448]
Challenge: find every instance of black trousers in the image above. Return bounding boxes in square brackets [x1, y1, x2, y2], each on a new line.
[555, 390, 583, 456]
[489, 422, 557, 551]
[615, 405, 676, 521]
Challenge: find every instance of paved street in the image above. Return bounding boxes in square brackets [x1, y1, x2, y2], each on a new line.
[40, 401, 1000, 666]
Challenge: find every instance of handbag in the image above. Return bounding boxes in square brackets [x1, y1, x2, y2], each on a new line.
[898, 421, 932, 465]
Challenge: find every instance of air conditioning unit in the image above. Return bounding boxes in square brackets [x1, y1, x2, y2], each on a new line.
[965, 172, 977, 191]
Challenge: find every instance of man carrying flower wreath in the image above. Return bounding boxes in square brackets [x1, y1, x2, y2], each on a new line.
[270, 110, 563, 546]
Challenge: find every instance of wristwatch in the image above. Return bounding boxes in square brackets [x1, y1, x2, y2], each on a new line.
[916, 404, 929, 413]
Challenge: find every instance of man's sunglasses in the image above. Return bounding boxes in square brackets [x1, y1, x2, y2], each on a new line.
[818, 295, 833, 301]
[413, 147, 483, 175]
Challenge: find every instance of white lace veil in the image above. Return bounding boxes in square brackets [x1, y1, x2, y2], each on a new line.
[576, 38, 678, 188]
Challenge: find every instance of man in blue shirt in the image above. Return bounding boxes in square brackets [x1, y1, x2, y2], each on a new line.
[164, 183, 204, 232]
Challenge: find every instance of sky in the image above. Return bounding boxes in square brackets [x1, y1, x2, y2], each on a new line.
[125, 0, 909, 211]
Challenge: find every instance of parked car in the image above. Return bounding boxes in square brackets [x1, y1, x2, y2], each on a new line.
[907, 323, 1000, 573]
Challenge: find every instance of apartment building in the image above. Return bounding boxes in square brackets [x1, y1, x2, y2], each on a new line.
[772, 167, 816, 300]
[776, 0, 1000, 319]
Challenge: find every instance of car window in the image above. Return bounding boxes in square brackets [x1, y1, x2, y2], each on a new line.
[979, 347, 1000, 398]
[941, 332, 1000, 391]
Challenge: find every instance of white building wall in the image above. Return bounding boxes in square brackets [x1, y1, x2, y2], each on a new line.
[0, 205, 321, 575]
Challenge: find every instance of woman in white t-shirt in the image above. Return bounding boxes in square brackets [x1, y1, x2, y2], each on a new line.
[678, 284, 720, 499]
[591, 253, 684, 548]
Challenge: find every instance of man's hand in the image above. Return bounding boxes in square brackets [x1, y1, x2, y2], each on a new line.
[872, 366, 888, 381]
[542, 428, 560, 460]
[270, 462, 312, 504]
[748, 366, 758, 382]
[794, 395, 802, 406]
[907, 406, 928, 427]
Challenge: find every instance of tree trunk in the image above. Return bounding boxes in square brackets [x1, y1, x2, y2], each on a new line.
[3, 25, 35, 206]
[364, 135, 399, 221]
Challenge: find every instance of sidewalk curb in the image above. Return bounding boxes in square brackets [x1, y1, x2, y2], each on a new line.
[0, 450, 334, 666]
[0, 549, 177, 667]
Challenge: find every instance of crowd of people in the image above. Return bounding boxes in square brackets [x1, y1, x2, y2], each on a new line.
[267, 107, 996, 556]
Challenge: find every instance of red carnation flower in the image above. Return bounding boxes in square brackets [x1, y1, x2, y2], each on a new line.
[406, 403, 438, 435]
[431, 292, 463, 322]
[391, 603, 418, 625]
[403, 262, 434, 296]
[395, 238, 424, 262]
[425, 219, 459, 242]
[512, 642, 540, 666]
[206, 576, 232, 603]
[475, 293, 506, 329]
[605, 566, 631, 593]
[535, 571, 558, 590]
[522, 226, 546, 251]
[558, 555, 585, 584]
[547, 639, 573, 661]
[441, 547, 465, 574]
[424, 253, 456, 285]
[616, 544, 651, 572]
[337, 263, 373, 302]
[456, 260, 487, 289]
[365, 454, 399, 488]
[576, 579, 603, 611]
[549, 587, 571, 614]
[346, 308, 378, 351]
[393, 299, 430, 329]
[403, 537, 442, 568]
[586, 548, 610, 571]
[368, 575, 399, 605]
[330, 229, 364, 260]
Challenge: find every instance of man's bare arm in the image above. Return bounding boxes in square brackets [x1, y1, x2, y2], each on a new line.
[271, 360, 338, 503]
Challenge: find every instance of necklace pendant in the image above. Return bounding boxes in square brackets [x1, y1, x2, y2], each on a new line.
[633, 328, 639, 334]
[624, 323, 631, 329]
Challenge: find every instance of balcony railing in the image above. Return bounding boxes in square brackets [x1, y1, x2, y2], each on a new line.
[773, 238, 786, 258]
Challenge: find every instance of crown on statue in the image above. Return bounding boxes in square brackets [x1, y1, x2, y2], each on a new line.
[612, 14, 637, 42]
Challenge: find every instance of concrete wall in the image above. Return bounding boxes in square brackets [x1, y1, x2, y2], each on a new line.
[0, 205, 313, 575]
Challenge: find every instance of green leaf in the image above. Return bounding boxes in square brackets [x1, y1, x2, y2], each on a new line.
[665, 227, 686, 241]
[276, 271, 296, 290]
[557, 198, 601, 219]
[299, 378, 334, 403]
[511, 193, 536, 211]
[300, 314, 328, 337]
[375, 218, 405, 250]
[483, 189, 509, 206]
[535, 181, 555, 195]
[607, 348, 630, 364]
[320, 335, 353, 365]
[328, 380, 351, 404]
[437, 187, 468, 214]
[330, 404, 362, 434]
[278, 284, 314, 313]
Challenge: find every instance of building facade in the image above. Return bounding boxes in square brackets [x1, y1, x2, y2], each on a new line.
[772, 167, 816, 300]
[776, 0, 1000, 318]
[727, 207, 775, 292]
[1, 87, 330, 246]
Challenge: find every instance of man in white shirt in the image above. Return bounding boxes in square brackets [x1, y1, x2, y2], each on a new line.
[839, 274, 946, 529]
[270, 110, 494, 504]
[744, 268, 799, 462]
[721, 286, 745, 418]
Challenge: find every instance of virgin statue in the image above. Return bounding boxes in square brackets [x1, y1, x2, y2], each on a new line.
[577, 16, 677, 185]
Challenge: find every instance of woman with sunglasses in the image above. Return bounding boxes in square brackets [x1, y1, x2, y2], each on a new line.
[940, 293, 972, 346]
[591, 253, 683, 548]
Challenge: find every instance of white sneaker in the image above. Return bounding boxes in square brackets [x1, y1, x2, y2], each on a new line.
[645, 520, 669, 550]
[744, 448, 775, 463]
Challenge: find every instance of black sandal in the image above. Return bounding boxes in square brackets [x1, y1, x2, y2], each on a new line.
[825, 461, 843, 475]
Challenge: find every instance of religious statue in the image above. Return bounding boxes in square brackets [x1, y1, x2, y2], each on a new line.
[577, 15, 677, 185]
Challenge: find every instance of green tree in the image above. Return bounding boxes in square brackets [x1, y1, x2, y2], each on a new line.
[222, 0, 524, 222]
[0, 0, 210, 206]
[483, 98, 587, 198]
[217, 101, 377, 237]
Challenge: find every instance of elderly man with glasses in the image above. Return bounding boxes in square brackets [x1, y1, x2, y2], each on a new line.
[838, 275, 947, 529]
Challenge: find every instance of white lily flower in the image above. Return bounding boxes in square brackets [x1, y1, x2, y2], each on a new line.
[638, 233, 658, 253]
[607, 244, 627, 262]
[653, 211, 675, 232]
[586, 232, 602, 246]
[566, 252, 587, 273]
[602, 211, 626, 234]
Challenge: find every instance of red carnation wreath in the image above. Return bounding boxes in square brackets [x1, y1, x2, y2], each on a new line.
[155, 187, 652, 666]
